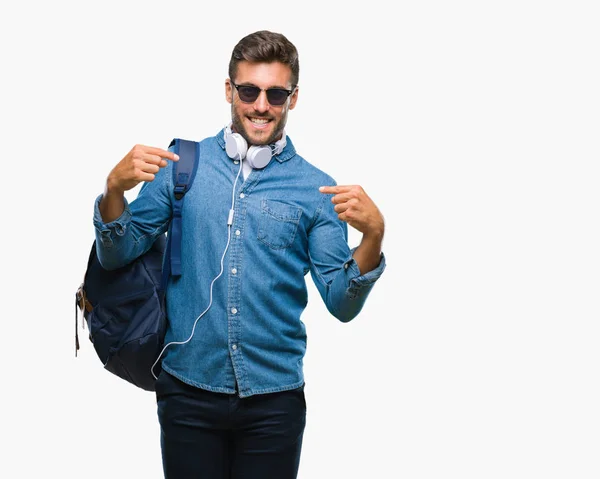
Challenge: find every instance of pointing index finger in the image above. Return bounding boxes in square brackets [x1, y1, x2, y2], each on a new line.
[319, 185, 351, 194]
[146, 146, 179, 161]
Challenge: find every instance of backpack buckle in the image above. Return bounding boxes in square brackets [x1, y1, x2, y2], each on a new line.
[174, 185, 186, 200]
[76, 284, 92, 314]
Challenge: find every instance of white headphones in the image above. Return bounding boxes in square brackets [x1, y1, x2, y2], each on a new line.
[224, 123, 287, 169]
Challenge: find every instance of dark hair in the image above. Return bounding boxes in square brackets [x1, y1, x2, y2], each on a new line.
[228, 30, 299, 87]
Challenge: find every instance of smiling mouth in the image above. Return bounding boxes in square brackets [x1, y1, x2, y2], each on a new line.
[247, 117, 272, 130]
[249, 117, 271, 125]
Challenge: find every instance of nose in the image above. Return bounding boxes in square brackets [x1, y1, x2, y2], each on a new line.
[253, 90, 270, 113]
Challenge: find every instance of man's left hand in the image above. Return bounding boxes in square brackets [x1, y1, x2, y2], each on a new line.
[319, 185, 385, 239]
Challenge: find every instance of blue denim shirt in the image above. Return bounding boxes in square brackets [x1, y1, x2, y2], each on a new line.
[93, 128, 386, 397]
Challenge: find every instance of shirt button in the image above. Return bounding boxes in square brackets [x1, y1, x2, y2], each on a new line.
[231, 308, 237, 314]
[239, 193, 245, 199]
[234, 160, 239, 165]
[232, 344, 237, 350]
[344, 263, 349, 270]
[231, 268, 237, 274]
[235, 230, 241, 236]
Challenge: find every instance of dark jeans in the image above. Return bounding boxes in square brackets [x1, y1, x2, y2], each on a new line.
[156, 371, 306, 479]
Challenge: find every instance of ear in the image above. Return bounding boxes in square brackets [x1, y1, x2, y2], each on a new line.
[225, 79, 233, 104]
[288, 86, 299, 110]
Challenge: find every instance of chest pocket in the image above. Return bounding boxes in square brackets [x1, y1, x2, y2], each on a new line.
[257, 199, 302, 250]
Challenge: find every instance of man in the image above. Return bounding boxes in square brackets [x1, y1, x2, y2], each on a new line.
[94, 30, 386, 479]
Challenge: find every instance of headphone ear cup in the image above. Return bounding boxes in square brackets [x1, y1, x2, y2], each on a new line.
[225, 133, 248, 161]
[246, 146, 272, 169]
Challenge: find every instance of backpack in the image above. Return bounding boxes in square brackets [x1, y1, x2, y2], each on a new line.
[75, 138, 200, 392]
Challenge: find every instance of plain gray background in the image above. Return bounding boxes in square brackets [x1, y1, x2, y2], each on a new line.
[1, 1, 599, 478]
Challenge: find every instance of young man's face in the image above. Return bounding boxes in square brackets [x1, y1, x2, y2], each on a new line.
[225, 61, 298, 146]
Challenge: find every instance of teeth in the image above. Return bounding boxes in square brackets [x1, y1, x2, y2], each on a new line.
[250, 118, 269, 124]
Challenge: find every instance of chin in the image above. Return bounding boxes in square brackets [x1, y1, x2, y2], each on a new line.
[245, 123, 277, 145]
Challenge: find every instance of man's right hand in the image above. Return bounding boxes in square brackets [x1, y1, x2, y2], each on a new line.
[106, 144, 180, 194]
[99, 145, 179, 223]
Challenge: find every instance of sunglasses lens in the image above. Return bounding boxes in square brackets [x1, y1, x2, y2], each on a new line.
[266, 89, 289, 105]
[235, 84, 291, 105]
[237, 86, 261, 102]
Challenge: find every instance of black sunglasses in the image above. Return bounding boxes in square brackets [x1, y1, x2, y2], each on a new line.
[232, 82, 295, 106]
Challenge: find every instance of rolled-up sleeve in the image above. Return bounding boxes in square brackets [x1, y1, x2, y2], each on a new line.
[92, 157, 173, 270]
[308, 192, 386, 322]
[342, 248, 386, 300]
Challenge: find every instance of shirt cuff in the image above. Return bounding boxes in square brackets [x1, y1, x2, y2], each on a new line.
[344, 248, 387, 289]
[92, 194, 132, 247]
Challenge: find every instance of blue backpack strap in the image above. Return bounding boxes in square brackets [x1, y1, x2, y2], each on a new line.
[160, 138, 200, 288]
